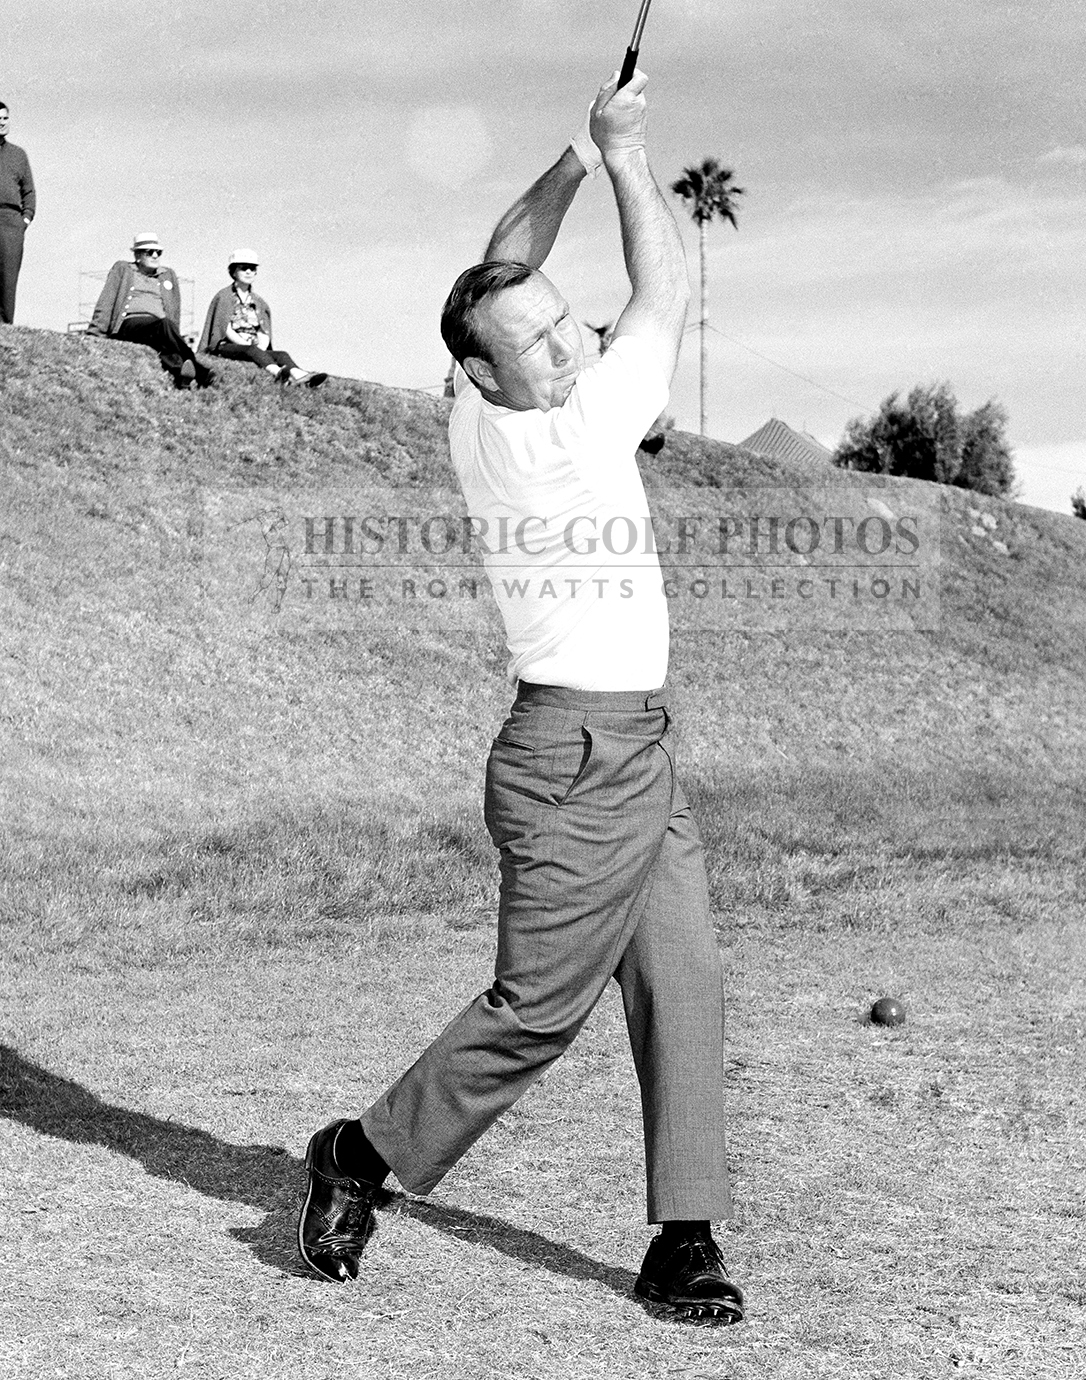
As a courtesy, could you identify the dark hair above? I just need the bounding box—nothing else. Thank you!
[0,102,8,114]
[440,260,534,364]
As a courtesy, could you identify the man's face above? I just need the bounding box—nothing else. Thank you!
[135,247,163,275]
[468,273,584,413]
[0,109,9,138]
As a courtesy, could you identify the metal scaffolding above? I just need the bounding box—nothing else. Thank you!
[69,269,197,342]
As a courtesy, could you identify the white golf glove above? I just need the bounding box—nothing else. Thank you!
[570,101,603,178]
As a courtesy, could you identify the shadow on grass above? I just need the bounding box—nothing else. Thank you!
[0,1044,636,1298]
[390,1195,638,1296]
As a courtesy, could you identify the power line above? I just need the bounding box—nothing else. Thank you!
[689,323,1086,478]
[688,321,872,412]
[1018,459,1086,479]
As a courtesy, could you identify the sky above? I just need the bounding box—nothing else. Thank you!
[4,0,1085,514]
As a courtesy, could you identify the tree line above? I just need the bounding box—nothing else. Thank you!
[833,382,1016,498]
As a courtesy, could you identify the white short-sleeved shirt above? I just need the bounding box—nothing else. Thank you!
[449,334,670,690]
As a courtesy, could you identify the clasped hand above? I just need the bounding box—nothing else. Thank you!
[589,69,648,157]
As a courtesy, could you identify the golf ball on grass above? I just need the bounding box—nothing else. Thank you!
[870,996,906,1026]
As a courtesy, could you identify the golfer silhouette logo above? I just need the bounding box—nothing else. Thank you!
[246,508,292,612]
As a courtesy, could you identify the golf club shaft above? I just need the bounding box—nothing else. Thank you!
[617,0,653,87]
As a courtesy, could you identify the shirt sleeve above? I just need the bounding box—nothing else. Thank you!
[550,336,669,460]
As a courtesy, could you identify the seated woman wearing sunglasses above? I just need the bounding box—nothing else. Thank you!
[88,231,214,389]
[198,249,327,388]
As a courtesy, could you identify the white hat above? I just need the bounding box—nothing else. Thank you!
[132,231,163,253]
[228,247,260,268]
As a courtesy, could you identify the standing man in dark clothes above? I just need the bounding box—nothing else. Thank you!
[0,100,35,324]
[88,232,214,389]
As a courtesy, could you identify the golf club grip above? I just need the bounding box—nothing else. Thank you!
[617,46,638,88]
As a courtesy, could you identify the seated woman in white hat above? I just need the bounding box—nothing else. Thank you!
[88,232,214,389]
[199,249,327,388]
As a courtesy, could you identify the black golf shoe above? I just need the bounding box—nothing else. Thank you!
[635,1232,746,1324]
[297,1120,380,1282]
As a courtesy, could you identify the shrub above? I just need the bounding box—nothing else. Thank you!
[834,382,1015,497]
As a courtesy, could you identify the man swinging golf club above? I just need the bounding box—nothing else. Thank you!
[298,66,745,1325]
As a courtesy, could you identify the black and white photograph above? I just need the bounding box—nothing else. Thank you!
[2,3,1083,1378]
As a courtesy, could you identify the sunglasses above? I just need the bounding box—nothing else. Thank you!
[139,248,163,257]
[234,264,257,272]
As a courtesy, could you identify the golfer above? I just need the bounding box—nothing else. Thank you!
[299,69,744,1325]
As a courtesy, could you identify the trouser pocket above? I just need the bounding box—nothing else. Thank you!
[484,715,593,843]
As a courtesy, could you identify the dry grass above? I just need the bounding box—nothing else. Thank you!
[3,915,1083,1380]
[2,325,1085,1378]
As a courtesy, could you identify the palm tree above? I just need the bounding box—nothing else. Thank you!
[670,158,744,435]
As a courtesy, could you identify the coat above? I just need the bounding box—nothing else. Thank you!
[198,285,273,355]
[87,260,182,337]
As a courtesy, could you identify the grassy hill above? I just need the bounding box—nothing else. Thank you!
[3,323,1084,951]
[2,325,1085,1380]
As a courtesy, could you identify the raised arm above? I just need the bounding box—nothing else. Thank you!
[591,72,689,384]
[483,146,588,268]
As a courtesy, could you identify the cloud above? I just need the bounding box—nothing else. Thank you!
[1038,146,1086,167]
[717,178,1086,301]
